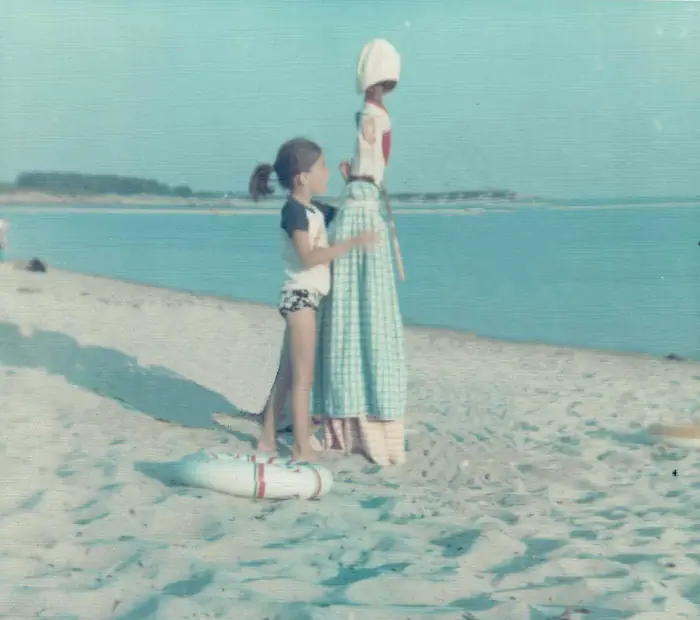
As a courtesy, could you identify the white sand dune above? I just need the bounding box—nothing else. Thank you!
[0,265,699,619]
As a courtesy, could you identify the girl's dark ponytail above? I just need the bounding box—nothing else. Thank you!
[249,163,275,201]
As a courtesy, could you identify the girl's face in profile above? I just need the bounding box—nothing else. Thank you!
[304,154,330,197]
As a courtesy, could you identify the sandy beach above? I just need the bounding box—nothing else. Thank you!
[1,265,699,619]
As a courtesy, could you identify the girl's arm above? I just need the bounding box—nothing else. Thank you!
[291,229,372,269]
[282,199,374,269]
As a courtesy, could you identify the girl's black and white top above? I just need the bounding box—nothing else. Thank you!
[280,197,336,296]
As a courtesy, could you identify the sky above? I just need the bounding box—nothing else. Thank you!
[1,0,699,199]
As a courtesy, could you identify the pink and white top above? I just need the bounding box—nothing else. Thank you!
[349,99,392,187]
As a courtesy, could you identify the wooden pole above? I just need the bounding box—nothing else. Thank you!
[380,185,406,281]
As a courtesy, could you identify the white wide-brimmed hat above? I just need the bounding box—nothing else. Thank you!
[356,38,401,94]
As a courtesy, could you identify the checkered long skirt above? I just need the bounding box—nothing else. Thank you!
[311,181,407,465]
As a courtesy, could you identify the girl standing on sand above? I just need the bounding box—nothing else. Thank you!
[311,39,408,466]
[248,138,377,462]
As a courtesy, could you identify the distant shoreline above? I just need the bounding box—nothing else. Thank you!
[2,190,698,212]
[0,190,249,208]
[0,188,522,208]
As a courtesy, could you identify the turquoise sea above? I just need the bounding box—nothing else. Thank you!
[2,202,698,361]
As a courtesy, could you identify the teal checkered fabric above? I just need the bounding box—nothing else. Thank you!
[312,181,407,421]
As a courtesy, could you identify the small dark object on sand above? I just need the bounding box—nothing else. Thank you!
[26,258,47,273]
[665,353,684,362]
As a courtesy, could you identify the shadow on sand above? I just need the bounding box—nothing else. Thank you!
[0,321,253,434]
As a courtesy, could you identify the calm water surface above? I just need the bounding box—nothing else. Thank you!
[1,204,698,360]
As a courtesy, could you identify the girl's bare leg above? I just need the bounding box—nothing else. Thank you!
[256,330,291,453]
[287,308,317,462]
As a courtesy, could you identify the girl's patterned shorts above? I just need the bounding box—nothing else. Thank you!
[278,288,322,318]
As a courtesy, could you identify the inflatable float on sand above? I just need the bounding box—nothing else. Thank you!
[648,423,700,450]
[162,451,333,500]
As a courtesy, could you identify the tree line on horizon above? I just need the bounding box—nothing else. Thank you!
[10,171,516,202]
[12,171,225,199]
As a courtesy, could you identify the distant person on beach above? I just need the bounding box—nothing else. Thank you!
[311,38,407,466]
[0,219,9,260]
[248,138,378,462]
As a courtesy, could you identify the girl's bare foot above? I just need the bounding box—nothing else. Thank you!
[291,443,318,463]
[256,431,278,454]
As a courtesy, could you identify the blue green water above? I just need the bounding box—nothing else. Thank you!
[2,204,698,361]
